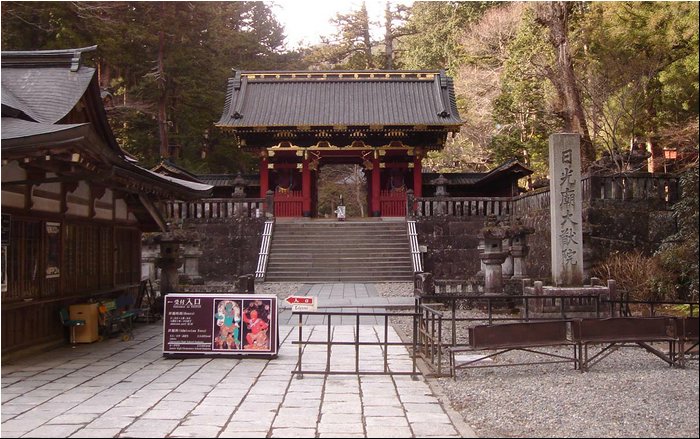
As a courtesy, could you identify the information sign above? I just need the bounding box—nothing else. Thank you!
[163,293,278,357]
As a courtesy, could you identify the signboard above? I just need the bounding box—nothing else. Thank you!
[1,214,10,246]
[45,222,61,278]
[286,295,317,312]
[163,293,278,357]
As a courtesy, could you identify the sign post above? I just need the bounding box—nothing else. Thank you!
[286,296,318,312]
[163,293,278,357]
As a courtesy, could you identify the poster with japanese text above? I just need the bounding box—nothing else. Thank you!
[163,294,278,357]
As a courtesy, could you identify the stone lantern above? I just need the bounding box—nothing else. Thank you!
[434,174,450,197]
[179,228,204,285]
[155,232,186,295]
[434,174,450,216]
[478,215,509,295]
[232,171,246,198]
[509,217,534,279]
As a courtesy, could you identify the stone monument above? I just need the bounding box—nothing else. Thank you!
[549,133,584,286]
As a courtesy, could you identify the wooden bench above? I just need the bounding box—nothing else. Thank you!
[674,317,699,368]
[448,320,577,377]
[572,317,677,371]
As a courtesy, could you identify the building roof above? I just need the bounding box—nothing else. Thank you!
[424,159,532,187]
[1,46,212,229]
[217,70,462,130]
[196,174,260,187]
[151,159,205,184]
[1,61,96,124]
[0,117,89,142]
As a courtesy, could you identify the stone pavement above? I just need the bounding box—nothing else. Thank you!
[277,283,415,325]
[1,283,475,438]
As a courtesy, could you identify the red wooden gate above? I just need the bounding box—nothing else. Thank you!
[379,189,406,216]
[274,190,303,217]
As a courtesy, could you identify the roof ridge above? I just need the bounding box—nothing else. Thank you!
[2,45,97,72]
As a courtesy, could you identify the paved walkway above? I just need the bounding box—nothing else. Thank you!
[278,283,415,325]
[1,284,474,438]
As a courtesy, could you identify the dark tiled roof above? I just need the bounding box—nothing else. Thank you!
[1,46,213,201]
[1,65,95,124]
[151,160,204,184]
[217,71,462,129]
[423,173,484,186]
[197,174,260,187]
[423,160,532,187]
[1,117,88,141]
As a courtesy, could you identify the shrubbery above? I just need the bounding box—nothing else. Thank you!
[592,165,699,302]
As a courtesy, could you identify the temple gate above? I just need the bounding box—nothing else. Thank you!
[216,70,462,217]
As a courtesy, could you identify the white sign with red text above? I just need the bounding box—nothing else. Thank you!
[286,296,318,312]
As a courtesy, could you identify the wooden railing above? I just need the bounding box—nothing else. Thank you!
[380,189,407,216]
[274,190,303,217]
[164,198,265,219]
[413,197,512,217]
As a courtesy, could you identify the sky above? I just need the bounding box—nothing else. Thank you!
[269,0,415,49]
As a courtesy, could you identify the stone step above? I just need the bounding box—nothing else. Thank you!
[268,256,413,263]
[265,219,413,282]
[264,274,415,282]
[266,265,414,273]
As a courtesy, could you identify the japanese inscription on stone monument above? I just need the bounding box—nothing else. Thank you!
[549,134,584,285]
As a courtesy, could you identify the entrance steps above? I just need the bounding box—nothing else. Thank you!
[265,220,414,282]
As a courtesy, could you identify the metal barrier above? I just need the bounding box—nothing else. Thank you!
[416,303,446,376]
[417,294,604,348]
[291,310,420,378]
[607,295,698,318]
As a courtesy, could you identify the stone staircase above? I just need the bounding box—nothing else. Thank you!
[265,220,414,282]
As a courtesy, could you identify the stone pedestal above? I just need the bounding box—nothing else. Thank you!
[179,235,204,285]
[141,238,160,281]
[155,234,185,295]
[510,233,529,279]
[501,238,514,278]
[480,240,508,295]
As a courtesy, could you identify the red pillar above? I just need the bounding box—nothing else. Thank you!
[302,158,311,217]
[413,155,423,198]
[371,156,381,217]
[259,155,269,198]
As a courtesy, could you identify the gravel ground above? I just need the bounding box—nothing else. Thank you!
[376,284,700,438]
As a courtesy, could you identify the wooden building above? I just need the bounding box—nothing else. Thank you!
[1,46,212,356]
[216,70,463,217]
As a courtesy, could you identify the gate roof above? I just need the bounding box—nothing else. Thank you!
[217,70,462,131]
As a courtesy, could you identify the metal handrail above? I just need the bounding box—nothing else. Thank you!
[255,220,274,279]
[407,220,423,273]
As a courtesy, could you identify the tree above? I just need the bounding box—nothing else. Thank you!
[578,2,699,173]
[533,1,595,168]
[1,1,294,173]
[399,1,493,72]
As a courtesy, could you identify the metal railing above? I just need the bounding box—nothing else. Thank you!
[291,310,420,378]
[255,220,274,279]
[416,294,604,348]
[416,303,446,376]
[407,220,422,273]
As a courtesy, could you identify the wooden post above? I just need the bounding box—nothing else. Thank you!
[413,154,422,198]
[372,155,381,217]
[302,157,311,217]
[259,154,269,198]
